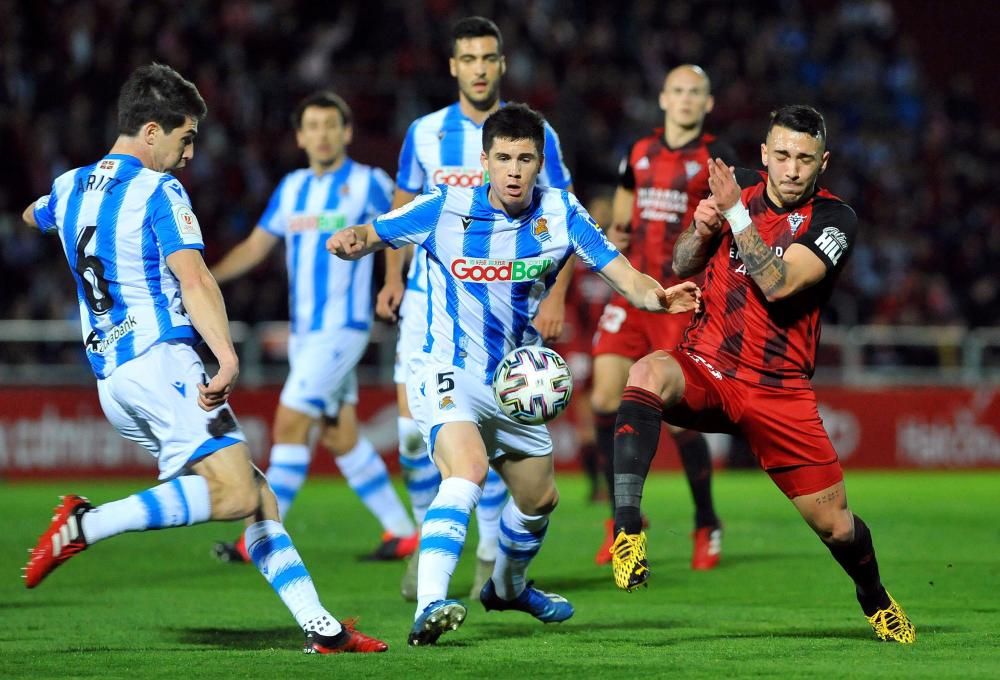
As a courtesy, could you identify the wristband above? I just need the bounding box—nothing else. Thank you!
[722,202,752,234]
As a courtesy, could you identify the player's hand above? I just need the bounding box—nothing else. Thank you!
[533,294,565,342]
[707,158,742,211]
[326,228,364,259]
[199,361,238,411]
[653,281,701,314]
[607,222,631,252]
[376,278,405,322]
[693,197,724,238]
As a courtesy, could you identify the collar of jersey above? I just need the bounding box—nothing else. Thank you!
[760,179,819,215]
[307,157,353,180]
[450,100,506,128]
[104,153,144,168]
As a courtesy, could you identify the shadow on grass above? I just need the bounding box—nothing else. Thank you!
[168,626,298,650]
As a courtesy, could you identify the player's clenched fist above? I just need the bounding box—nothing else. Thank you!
[693,197,724,237]
[651,281,701,314]
[327,227,364,259]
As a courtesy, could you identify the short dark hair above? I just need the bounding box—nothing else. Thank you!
[482,103,545,155]
[767,104,827,146]
[291,90,353,129]
[452,16,503,54]
[117,63,206,136]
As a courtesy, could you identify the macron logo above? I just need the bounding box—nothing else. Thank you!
[172,382,186,397]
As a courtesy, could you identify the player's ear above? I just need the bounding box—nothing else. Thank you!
[760,143,768,167]
[143,122,160,146]
[658,89,668,113]
[499,55,507,77]
[705,94,715,115]
[819,150,830,174]
[480,149,488,170]
[295,128,306,151]
[344,125,354,146]
[449,57,458,78]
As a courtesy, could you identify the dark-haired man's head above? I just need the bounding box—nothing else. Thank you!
[450,16,505,111]
[481,103,546,215]
[293,91,353,170]
[761,105,830,207]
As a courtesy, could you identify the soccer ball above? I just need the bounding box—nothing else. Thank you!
[492,345,573,425]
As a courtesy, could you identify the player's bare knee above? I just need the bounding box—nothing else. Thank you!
[322,427,357,456]
[627,353,681,403]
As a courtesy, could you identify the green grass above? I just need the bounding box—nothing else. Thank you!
[1,471,997,678]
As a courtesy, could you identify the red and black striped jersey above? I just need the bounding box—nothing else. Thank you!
[680,169,858,388]
[619,130,737,285]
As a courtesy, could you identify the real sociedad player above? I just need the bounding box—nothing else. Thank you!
[329,103,700,646]
[375,16,575,601]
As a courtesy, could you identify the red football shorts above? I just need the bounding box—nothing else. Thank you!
[592,294,693,361]
[662,349,844,499]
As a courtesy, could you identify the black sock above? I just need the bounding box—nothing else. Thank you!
[674,430,718,529]
[594,411,617,515]
[613,387,663,535]
[824,514,890,616]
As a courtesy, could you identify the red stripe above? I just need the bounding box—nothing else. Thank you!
[622,386,662,410]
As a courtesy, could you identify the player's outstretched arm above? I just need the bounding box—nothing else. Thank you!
[606,186,634,252]
[326,224,386,260]
[597,255,701,314]
[21,202,38,228]
[210,226,280,285]
[166,248,239,411]
[707,158,826,301]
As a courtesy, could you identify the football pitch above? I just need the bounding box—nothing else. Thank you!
[2,471,997,678]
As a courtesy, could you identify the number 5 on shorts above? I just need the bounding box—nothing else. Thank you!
[436,371,455,394]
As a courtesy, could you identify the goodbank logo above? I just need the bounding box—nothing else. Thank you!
[432,166,485,187]
[451,257,553,282]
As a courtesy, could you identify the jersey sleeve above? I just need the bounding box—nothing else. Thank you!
[257,175,289,236]
[147,178,205,256]
[395,120,426,194]
[32,187,58,233]
[735,167,765,189]
[373,185,447,249]
[539,123,573,189]
[565,192,618,272]
[798,200,858,271]
[617,141,638,190]
[363,167,395,223]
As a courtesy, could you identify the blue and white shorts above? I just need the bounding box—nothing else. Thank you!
[279,329,368,419]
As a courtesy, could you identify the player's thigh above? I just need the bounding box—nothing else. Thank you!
[103,342,247,481]
[740,386,839,471]
[660,350,740,433]
[493,452,557,515]
[279,330,368,420]
[590,353,633,412]
[272,403,314,443]
[433,421,490,483]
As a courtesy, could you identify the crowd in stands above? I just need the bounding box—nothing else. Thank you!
[2,0,996,366]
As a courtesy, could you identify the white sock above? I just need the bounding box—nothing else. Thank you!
[493,500,548,600]
[265,443,311,520]
[245,519,342,636]
[336,438,415,537]
[397,416,440,524]
[81,476,212,544]
[475,468,508,561]
[415,477,481,617]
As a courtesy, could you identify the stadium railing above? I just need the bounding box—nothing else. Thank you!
[0,320,997,386]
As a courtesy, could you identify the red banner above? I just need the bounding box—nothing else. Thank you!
[0,386,996,478]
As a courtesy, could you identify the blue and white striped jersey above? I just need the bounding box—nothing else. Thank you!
[258,158,393,336]
[34,154,205,379]
[374,184,618,384]
[394,103,572,322]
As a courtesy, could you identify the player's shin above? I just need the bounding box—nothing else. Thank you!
[245,519,343,637]
[824,513,890,615]
[492,499,548,600]
[415,477,481,615]
[81,475,212,543]
[265,443,311,520]
[613,386,664,535]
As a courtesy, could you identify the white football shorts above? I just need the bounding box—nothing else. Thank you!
[97,340,247,480]
[393,301,427,385]
[279,329,367,419]
[406,353,552,462]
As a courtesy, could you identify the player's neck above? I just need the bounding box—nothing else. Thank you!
[108,137,152,169]
[458,94,500,125]
[487,186,532,218]
[309,154,347,176]
[662,121,701,149]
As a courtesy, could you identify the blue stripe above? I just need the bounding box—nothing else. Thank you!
[310,236,330,331]
[270,483,298,501]
[141,195,172,337]
[422,255,435,353]
[541,124,571,189]
[500,519,548,543]
[480,488,509,507]
[464,189,506,379]
[440,104,465,166]
[352,470,391,499]
[137,489,163,528]
[271,462,309,476]
[420,535,464,556]
[365,168,391,217]
[445,272,464,368]
[343,259,370,331]
[399,453,433,469]
[429,422,442,455]
[95,161,143,368]
[248,532,293,564]
[405,475,442,492]
[396,122,421,192]
[498,543,541,560]
[270,563,310,592]
[288,234,302,334]
[424,507,471,525]
[294,175,313,211]
[511,199,543,351]
[170,478,190,526]
[63,166,107,377]
[187,435,242,465]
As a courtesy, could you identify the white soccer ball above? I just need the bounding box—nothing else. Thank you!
[492,345,573,425]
